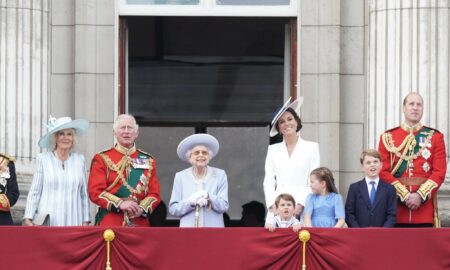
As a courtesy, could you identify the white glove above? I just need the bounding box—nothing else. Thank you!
[188,190,206,206]
[188,194,198,206]
[199,190,209,199]
[196,197,208,207]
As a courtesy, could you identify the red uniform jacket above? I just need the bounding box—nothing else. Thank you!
[378,124,447,224]
[88,144,160,226]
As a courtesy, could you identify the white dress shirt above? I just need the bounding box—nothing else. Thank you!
[365,177,379,195]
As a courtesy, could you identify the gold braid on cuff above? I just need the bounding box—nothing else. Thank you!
[393,181,410,202]
[99,191,123,210]
[417,179,438,201]
[139,197,157,214]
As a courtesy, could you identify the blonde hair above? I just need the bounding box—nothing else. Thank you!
[359,149,381,164]
[51,128,77,151]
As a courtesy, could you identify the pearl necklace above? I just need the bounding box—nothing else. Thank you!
[193,167,207,180]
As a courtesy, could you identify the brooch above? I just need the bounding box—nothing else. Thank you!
[421,148,431,160]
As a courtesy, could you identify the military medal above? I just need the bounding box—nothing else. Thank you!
[132,158,150,169]
[419,137,425,147]
[423,162,430,172]
[422,148,431,160]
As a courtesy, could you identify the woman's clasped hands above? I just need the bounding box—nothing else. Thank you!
[188,190,209,207]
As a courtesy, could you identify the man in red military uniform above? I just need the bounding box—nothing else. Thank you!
[89,114,160,226]
[378,92,447,227]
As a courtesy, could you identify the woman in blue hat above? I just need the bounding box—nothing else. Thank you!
[263,97,320,226]
[23,116,91,226]
[169,133,229,227]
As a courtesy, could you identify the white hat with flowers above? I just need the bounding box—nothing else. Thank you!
[38,116,89,148]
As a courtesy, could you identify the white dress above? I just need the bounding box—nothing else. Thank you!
[24,152,91,226]
[263,137,320,208]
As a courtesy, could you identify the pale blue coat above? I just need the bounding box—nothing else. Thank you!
[169,166,229,227]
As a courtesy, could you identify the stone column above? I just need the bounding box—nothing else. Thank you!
[0,0,49,222]
[368,0,450,225]
[73,0,115,161]
[73,0,116,222]
[0,1,49,164]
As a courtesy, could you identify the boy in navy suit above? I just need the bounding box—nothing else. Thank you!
[345,149,397,227]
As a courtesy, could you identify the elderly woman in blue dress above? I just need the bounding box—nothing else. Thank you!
[23,116,91,226]
[169,133,229,227]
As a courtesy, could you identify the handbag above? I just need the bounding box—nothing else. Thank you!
[32,214,50,226]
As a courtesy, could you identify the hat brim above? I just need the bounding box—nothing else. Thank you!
[269,97,304,137]
[38,119,89,148]
[177,134,219,163]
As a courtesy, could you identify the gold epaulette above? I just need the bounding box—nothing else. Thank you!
[423,126,442,134]
[417,179,438,201]
[392,181,410,202]
[384,126,400,133]
[96,147,113,155]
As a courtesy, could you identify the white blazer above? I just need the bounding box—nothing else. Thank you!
[263,137,320,208]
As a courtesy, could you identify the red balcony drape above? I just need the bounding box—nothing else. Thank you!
[1,227,449,270]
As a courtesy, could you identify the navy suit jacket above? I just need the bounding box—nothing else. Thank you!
[345,178,397,227]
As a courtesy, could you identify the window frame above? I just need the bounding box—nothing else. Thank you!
[118,0,298,17]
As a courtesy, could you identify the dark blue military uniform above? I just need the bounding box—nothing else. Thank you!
[0,154,20,225]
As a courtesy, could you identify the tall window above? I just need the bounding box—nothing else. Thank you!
[127,17,287,126]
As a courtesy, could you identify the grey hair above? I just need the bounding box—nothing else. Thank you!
[51,128,78,151]
[113,114,139,132]
[185,145,213,160]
